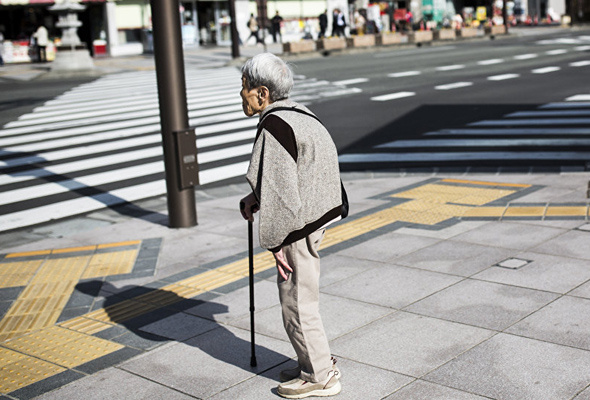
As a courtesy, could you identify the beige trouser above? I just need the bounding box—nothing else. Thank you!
[277,229,332,383]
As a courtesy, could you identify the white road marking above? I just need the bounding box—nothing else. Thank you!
[332,78,369,86]
[570,60,590,67]
[370,92,416,101]
[487,74,520,81]
[514,54,538,60]
[545,49,568,55]
[435,82,473,90]
[436,64,466,71]
[575,45,590,51]
[388,71,421,78]
[531,66,560,74]
[477,59,504,65]
[567,95,590,101]
[339,152,590,163]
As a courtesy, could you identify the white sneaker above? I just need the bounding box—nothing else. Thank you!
[277,369,341,399]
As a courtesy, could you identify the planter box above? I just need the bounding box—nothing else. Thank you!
[455,27,479,38]
[433,29,456,41]
[376,32,405,45]
[316,37,347,51]
[283,40,316,54]
[408,30,433,44]
[346,34,376,48]
[484,25,507,35]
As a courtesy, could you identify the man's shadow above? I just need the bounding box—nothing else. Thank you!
[76,280,294,382]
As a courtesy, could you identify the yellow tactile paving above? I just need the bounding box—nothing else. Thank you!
[0,347,27,368]
[52,246,97,254]
[82,249,138,279]
[462,207,507,218]
[441,178,532,188]
[0,257,89,341]
[545,206,588,217]
[0,260,44,288]
[37,335,124,368]
[504,206,546,217]
[58,317,113,335]
[97,240,141,249]
[5,250,51,258]
[0,354,66,394]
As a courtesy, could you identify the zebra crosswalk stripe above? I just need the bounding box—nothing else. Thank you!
[0,66,361,232]
[339,95,590,167]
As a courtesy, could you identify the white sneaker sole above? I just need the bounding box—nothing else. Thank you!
[278,380,342,399]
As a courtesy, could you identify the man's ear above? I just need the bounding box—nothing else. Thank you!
[258,86,270,103]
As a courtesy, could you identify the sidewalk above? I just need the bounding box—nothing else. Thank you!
[2,171,590,399]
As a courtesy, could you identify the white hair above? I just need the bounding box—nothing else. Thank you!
[241,53,294,102]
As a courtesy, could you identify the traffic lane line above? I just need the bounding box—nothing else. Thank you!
[487,73,520,81]
[531,66,561,74]
[435,82,473,90]
[371,91,416,101]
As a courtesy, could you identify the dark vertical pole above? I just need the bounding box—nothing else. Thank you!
[150,0,197,228]
[228,0,240,58]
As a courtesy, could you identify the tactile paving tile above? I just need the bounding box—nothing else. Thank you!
[0,260,44,289]
[82,249,139,279]
[545,206,588,217]
[0,347,27,368]
[504,206,546,217]
[37,335,124,368]
[59,317,113,335]
[0,355,65,394]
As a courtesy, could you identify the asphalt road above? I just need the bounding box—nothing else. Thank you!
[1,27,589,231]
[291,27,590,170]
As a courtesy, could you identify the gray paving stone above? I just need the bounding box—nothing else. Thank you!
[33,368,195,400]
[319,254,382,288]
[183,280,279,323]
[395,240,513,276]
[229,293,393,342]
[139,311,219,341]
[424,333,590,400]
[405,279,558,330]
[330,312,493,377]
[120,325,294,399]
[506,296,590,350]
[452,221,566,250]
[474,252,590,293]
[384,379,489,399]
[322,264,462,309]
[336,231,440,264]
[570,281,590,299]
[531,230,590,260]
[396,221,489,240]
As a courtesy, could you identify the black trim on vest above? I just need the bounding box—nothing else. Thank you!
[257,114,298,162]
[269,205,342,253]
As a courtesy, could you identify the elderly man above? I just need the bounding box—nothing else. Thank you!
[239,53,345,399]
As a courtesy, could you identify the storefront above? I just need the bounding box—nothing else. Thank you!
[0,0,105,62]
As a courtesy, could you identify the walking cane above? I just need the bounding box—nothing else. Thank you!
[242,201,258,367]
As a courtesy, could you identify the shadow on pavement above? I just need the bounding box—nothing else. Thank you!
[75,280,290,381]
